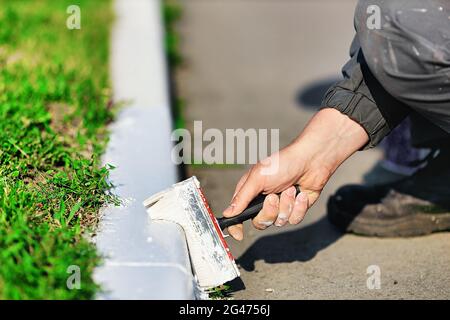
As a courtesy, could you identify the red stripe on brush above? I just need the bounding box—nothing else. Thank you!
[197,187,235,261]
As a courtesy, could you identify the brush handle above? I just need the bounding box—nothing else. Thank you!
[217,185,301,230]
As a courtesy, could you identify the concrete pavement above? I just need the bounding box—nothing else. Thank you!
[176,0,450,299]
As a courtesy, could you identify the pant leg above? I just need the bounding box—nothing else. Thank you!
[322,36,411,149]
[410,113,450,148]
[355,0,450,136]
[324,0,450,149]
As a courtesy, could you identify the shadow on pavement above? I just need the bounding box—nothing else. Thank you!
[296,76,342,110]
[236,216,343,272]
[362,161,407,185]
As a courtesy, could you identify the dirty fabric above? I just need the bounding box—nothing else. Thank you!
[323,0,450,149]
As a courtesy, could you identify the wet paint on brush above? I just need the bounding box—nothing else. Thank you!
[144,177,240,289]
[197,186,234,260]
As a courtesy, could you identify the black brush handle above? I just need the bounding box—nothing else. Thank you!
[217,185,301,230]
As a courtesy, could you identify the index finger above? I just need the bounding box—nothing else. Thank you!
[232,171,250,199]
[223,171,263,218]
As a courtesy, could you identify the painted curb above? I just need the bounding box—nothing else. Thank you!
[93,0,195,300]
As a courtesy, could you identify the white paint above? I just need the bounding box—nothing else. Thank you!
[411,8,428,13]
[144,177,240,289]
[258,221,274,227]
[278,213,289,220]
[111,0,169,107]
[275,213,288,227]
[387,41,399,72]
[105,261,191,276]
[94,0,195,300]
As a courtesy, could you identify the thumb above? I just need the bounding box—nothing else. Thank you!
[223,174,262,218]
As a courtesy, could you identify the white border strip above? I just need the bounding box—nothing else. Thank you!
[93,0,195,300]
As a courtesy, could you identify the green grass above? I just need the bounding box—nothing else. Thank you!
[0,0,115,299]
[209,284,232,300]
[163,0,182,68]
[163,0,185,130]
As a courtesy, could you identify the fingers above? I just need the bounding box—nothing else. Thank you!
[232,172,250,199]
[227,224,243,241]
[223,169,259,241]
[252,194,279,230]
[275,186,296,227]
[226,188,309,240]
[223,171,262,218]
[289,192,309,225]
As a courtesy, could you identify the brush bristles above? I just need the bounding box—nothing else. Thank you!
[144,177,240,289]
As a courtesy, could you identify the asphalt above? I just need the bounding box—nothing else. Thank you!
[176,0,450,299]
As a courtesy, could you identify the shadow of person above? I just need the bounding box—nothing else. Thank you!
[296,76,342,110]
[236,216,343,272]
[362,161,407,186]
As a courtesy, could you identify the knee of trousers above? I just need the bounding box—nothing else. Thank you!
[353,0,450,105]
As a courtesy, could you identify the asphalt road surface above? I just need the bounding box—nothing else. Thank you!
[176,0,450,299]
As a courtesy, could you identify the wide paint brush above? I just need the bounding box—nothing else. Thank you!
[143,176,300,289]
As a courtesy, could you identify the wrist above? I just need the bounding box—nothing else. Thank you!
[291,108,369,174]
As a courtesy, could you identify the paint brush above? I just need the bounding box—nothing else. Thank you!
[143,176,300,290]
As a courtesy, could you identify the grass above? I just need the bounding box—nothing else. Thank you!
[0,0,115,299]
[163,0,182,68]
[163,0,185,130]
[208,284,232,300]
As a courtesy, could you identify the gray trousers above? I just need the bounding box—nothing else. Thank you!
[323,0,450,149]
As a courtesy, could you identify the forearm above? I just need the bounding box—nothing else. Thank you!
[224,108,370,240]
[291,108,369,175]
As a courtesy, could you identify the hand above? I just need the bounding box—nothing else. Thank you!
[223,108,369,240]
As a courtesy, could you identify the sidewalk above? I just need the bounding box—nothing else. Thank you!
[177,0,450,299]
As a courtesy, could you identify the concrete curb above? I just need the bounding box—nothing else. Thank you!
[93,0,196,300]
